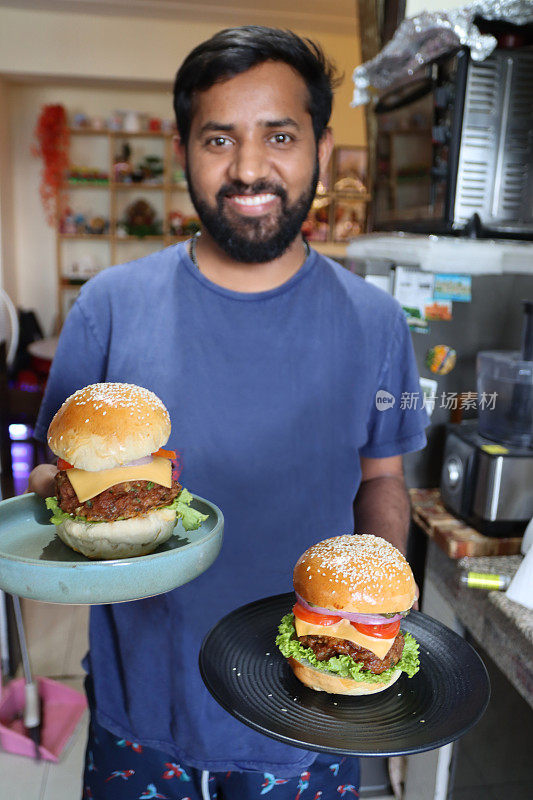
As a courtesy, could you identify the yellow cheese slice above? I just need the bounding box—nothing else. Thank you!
[294,616,397,660]
[66,457,172,503]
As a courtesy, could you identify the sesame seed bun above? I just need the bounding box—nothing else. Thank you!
[288,658,402,695]
[293,534,416,615]
[47,382,171,471]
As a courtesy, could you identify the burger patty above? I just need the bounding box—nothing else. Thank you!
[297,632,405,675]
[55,471,181,522]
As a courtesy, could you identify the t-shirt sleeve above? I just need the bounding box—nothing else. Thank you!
[359,308,429,459]
[34,298,108,443]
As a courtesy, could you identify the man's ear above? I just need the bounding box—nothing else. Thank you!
[173,134,187,169]
[318,127,334,184]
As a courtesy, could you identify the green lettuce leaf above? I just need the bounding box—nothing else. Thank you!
[164,487,209,531]
[45,486,208,532]
[275,613,420,684]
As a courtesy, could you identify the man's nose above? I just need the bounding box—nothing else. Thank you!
[227,139,269,186]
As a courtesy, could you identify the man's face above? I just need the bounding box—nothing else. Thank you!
[178,60,332,263]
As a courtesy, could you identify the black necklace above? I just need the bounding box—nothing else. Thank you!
[189,233,310,270]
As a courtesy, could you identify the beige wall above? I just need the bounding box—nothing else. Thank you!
[0,6,365,333]
[406,0,463,15]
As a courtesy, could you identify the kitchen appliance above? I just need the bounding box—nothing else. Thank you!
[441,301,533,535]
[373,33,533,238]
[478,299,533,448]
[440,420,533,536]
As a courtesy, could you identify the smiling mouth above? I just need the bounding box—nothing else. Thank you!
[229,193,278,207]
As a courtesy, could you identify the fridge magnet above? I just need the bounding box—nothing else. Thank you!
[433,274,472,303]
[426,345,456,375]
[424,300,453,321]
[394,266,434,332]
[332,146,368,194]
[402,306,429,334]
[420,377,438,417]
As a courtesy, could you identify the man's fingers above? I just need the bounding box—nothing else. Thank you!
[27,464,58,497]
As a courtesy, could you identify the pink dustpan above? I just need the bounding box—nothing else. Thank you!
[0,676,87,761]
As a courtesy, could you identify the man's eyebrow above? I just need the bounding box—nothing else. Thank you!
[198,118,301,136]
[261,117,300,130]
[198,121,235,136]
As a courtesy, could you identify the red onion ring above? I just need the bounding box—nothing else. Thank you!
[295,592,405,625]
[121,455,154,467]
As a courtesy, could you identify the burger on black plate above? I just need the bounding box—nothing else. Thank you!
[45,382,207,559]
[276,534,420,694]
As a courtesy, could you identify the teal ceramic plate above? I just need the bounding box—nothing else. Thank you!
[0,493,223,604]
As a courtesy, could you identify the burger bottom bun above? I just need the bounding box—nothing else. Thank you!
[288,658,402,696]
[56,507,177,560]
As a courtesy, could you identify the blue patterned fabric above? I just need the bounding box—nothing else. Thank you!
[83,681,360,800]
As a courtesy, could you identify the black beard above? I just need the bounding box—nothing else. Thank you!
[186,161,319,263]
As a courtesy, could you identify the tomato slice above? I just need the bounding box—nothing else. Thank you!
[351,620,401,639]
[57,458,74,471]
[152,448,177,460]
[293,603,342,627]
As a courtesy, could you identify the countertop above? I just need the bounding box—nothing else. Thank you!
[424,541,533,709]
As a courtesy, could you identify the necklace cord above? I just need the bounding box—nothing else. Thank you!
[189,233,310,270]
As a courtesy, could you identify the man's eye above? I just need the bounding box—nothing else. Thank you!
[208,136,231,147]
[270,133,292,145]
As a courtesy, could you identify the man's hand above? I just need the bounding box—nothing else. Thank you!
[27,464,57,497]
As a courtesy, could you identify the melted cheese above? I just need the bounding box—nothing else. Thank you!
[294,616,396,660]
[67,457,172,503]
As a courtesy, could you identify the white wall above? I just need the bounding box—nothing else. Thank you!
[0,7,365,333]
[406,0,465,16]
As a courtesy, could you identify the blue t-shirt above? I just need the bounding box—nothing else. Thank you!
[35,242,428,774]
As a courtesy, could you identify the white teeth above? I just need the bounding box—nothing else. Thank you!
[231,193,276,207]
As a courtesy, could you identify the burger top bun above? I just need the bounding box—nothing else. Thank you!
[47,382,171,472]
[293,534,416,615]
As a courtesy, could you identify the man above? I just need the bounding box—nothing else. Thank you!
[30,26,427,799]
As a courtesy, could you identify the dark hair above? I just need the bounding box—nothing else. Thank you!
[173,26,340,145]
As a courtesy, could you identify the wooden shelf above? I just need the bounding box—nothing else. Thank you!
[112,182,165,190]
[115,234,165,241]
[64,181,109,188]
[70,128,174,138]
[59,233,111,240]
[312,242,348,259]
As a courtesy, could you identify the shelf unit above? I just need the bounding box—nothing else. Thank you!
[56,128,194,321]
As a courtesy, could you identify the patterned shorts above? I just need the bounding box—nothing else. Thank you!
[82,691,360,800]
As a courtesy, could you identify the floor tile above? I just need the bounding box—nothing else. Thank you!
[0,744,48,800]
[40,699,88,800]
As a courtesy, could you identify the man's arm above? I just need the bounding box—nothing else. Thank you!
[353,455,410,554]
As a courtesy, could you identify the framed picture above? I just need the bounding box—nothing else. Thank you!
[332,199,367,242]
[333,146,368,194]
[316,155,332,194]
[302,195,330,242]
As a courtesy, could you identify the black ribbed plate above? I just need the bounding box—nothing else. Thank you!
[199,592,490,756]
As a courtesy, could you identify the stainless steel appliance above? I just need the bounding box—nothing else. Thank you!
[441,420,533,536]
[373,34,533,238]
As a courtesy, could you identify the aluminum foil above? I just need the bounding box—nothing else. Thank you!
[352,0,533,106]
